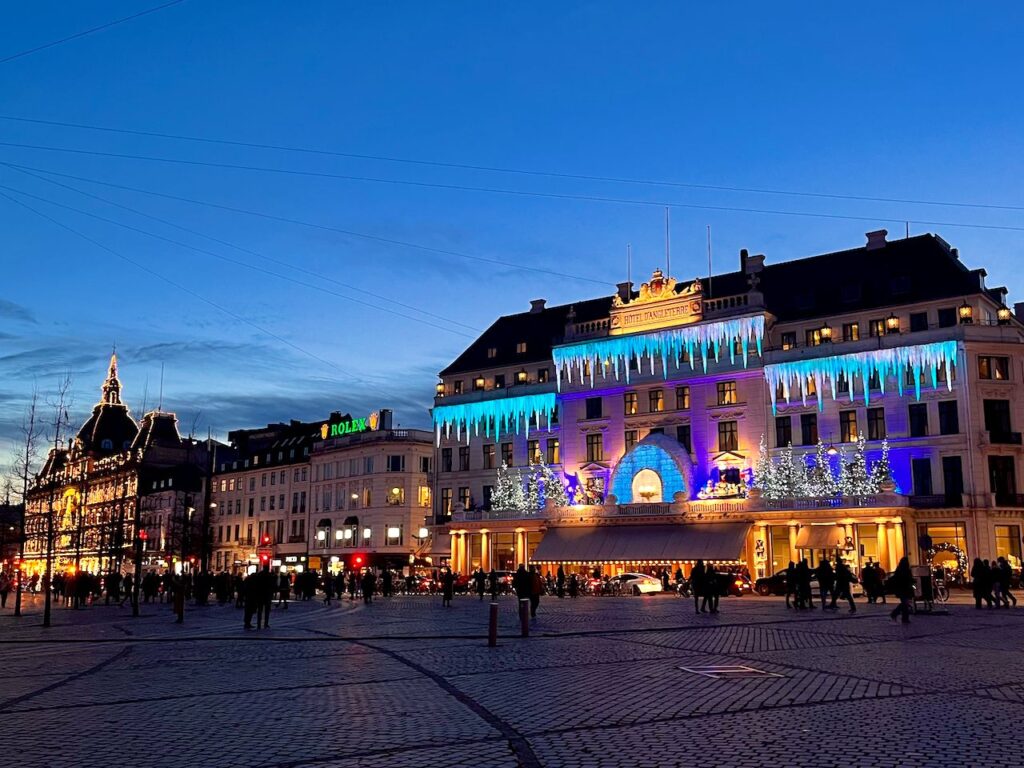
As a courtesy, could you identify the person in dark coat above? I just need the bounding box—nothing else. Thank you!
[347,570,358,601]
[831,558,856,612]
[556,565,566,598]
[256,566,274,629]
[278,572,291,609]
[889,557,914,624]
[512,564,530,601]
[529,566,543,618]
[474,568,487,601]
[795,560,812,609]
[568,573,579,597]
[440,568,455,607]
[816,559,834,610]
[971,558,992,609]
[488,568,500,600]
[322,572,335,605]
[997,557,1017,607]
[361,570,376,605]
[704,563,719,614]
[784,561,796,609]
[381,568,393,598]
[691,560,706,614]
[243,571,259,629]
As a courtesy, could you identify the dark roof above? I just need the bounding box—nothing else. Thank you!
[76,402,138,456]
[440,233,988,375]
[131,411,183,453]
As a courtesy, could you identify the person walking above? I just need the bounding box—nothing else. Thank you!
[278,571,291,609]
[0,572,10,608]
[702,563,719,614]
[795,559,813,610]
[474,568,486,601]
[529,566,543,619]
[243,570,258,629]
[784,561,796,609]
[831,558,856,613]
[361,569,376,605]
[322,572,335,605]
[556,565,566,598]
[120,574,133,607]
[256,566,274,629]
[488,568,500,600]
[347,570,358,601]
[382,568,393,598]
[889,557,914,624]
[568,573,579,598]
[816,559,835,610]
[691,560,706,614]
[971,558,992,609]
[997,557,1017,607]
[441,568,455,607]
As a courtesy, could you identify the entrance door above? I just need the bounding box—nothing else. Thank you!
[989,456,1017,504]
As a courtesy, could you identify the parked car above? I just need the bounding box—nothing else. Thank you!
[613,572,664,595]
[485,570,515,594]
[755,569,818,596]
[717,571,753,597]
[453,572,472,594]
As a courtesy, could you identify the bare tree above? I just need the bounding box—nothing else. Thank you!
[9,389,40,618]
[42,374,72,629]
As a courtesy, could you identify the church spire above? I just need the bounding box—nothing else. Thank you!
[101,349,122,405]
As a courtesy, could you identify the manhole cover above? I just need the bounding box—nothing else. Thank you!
[678,665,784,680]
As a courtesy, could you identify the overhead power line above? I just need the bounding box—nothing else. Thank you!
[1,161,612,286]
[1,140,1023,234]
[0,113,1020,213]
[0,1,187,65]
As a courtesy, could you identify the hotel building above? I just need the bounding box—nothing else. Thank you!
[433,231,1024,581]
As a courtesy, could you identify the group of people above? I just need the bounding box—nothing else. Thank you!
[688,560,721,614]
[970,557,1018,609]
[783,558,858,612]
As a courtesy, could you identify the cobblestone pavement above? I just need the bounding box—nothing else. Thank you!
[2,592,1022,767]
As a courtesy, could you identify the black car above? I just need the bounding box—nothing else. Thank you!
[754,569,820,596]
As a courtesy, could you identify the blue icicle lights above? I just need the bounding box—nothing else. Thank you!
[763,340,958,413]
[433,393,557,445]
[551,315,765,389]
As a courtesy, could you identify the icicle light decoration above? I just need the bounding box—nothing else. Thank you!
[552,315,765,389]
[433,393,557,445]
[763,340,958,413]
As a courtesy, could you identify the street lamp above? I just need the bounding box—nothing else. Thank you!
[958,300,974,324]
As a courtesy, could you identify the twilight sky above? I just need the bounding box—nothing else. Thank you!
[1,2,1023,463]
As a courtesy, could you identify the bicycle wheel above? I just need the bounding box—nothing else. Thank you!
[935,584,949,603]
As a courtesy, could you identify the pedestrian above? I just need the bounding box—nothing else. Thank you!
[529,565,543,618]
[512,563,531,616]
[816,559,835,609]
[474,568,486,601]
[0,572,10,608]
[568,573,579,598]
[691,560,706,614]
[278,571,291,609]
[784,561,796,609]
[660,569,670,592]
[361,569,376,605]
[322,572,335,605]
[997,557,1017,607]
[889,557,914,624]
[556,565,566,598]
[831,558,856,613]
[256,566,274,629]
[120,573,133,607]
[701,562,718,614]
[441,568,455,607]
[233,573,244,608]
[243,571,258,629]
[971,558,992,609]
[382,568,393,598]
[795,559,813,610]
[488,567,500,600]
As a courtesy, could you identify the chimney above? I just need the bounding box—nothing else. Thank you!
[615,281,633,303]
[378,409,393,431]
[951,247,959,260]
[739,248,749,271]
[865,229,888,250]
[1015,302,1024,323]
[529,299,546,314]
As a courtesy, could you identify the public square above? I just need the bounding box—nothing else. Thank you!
[2,593,1023,768]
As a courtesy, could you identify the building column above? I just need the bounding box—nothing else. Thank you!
[893,521,906,563]
[788,523,798,562]
[480,531,490,571]
[450,532,461,572]
[515,530,526,567]
[877,522,891,571]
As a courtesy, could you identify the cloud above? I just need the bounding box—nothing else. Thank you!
[0,299,35,324]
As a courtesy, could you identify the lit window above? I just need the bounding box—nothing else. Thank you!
[487,347,497,359]
[516,342,527,354]
[717,381,737,406]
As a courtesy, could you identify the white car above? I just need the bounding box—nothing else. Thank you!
[615,572,664,595]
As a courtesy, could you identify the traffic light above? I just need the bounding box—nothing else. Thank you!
[260,533,272,546]
[259,552,271,566]
[353,555,364,567]
[138,529,148,542]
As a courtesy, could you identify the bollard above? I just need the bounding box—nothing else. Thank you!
[488,601,498,647]
[519,598,530,638]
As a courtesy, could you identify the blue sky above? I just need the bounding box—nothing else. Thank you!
[1,2,1023,461]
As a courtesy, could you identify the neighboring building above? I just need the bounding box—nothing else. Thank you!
[1,502,24,570]
[210,419,315,574]
[23,353,214,576]
[434,231,1024,580]
[308,409,435,574]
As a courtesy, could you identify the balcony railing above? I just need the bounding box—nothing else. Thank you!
[988,431,1022,445]
[761,495,880,510]
[287,534,306,543]
[994,493,1024,508]
[616,502,673,516]
[910,494,963,509]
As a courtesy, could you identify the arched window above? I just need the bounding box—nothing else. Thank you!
[101,439,113,450]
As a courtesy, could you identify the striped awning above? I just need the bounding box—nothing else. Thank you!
[531,522,750,564]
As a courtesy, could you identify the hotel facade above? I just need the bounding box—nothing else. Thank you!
[433,231,1024,581]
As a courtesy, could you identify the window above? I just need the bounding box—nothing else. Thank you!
[501,442,513,466]
[586,433,604,462]
[487,347,497,359]
[989,456,1018,501]
[385,525,403,546]
[937,307,957,328]
[453,380,463,395]
[292,492,299,513]
[805,328,822,347]
[261,473,267,487]
[458,487,470,509]
[868,318,885,337]
[248,498,254,516]
[909,312,928,332]
[537,368,549,383]
[839,410,858,442]
[516,341,527,354]
[420,456,430,473]
[441,448,452,473]
[527,439,541,464]
[775,416,792,447]
[482,444,495,470]
[867,407,886,440]
[260,496,266,512]
[624,430,638,452]
[494,374,506,389]
[269,495,276,511]
[718,421,738,451]
[983,399,1012,434]
[482,485,493,509]
[458,446,470,471]
[781,332,796,350]
[717,381,737,405]
[349,458,359,476]
[624,392,638,415]
[867,371,881,390]
[649,389,664,412]
[648,427,664,436]
[249,477,255,491]
[676,424,691,453]
[299,491,306,513]
[440,488,452,516]
[279,494,284,510]
[675,386,690,410]
[842,323,860,342]
[585,397,603,420]
[386,455,405,472]
[995,525,1022,568]
[364,456,374,474]
[270,472,276,486]
[908,403,928,438]
[912,458,933,495]
[546,438,560,464]
[938,401,959,435]
[979,356,1010,380]
[942,456,964,502]
[836,374,849,394]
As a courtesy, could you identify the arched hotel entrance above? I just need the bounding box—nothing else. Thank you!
[609,433,694,504]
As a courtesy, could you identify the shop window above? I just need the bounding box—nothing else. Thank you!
[769,525,793,572]
[918,522,969,576]
[995,525,1022,569]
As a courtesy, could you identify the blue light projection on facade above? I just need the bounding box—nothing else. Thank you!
[763,341,958,413]
[610,443,687,503]
[433,393,557,445]
[552,315,765,389]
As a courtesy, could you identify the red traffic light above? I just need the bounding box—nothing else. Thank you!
[138,529,148,541]
[259,552,270,564]
[353,555,363,566]
[260,534,271,545]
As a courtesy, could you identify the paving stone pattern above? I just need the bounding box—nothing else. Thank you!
[1,593,1021,767]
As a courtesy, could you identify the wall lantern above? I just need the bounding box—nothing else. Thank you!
[885,313,900,334]
[435,381,445,396]
[997,306,1012,325]
[819,323,833,343]
[958,301,974,324]
[516,369,528,384]
[473,376,485,391]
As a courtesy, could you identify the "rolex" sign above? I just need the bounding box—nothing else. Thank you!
[320,411,379,440]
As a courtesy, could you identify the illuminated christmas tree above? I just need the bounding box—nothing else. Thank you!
[491,463,527,511]
[525,462,542,511]
[537,462,568,507]
[839,435,874,496]
[806,440,839,497]
[869,439,892,491]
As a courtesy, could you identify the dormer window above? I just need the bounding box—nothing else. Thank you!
[101,439,113,450]
[486,347,497,359]
[516,342,527,354]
